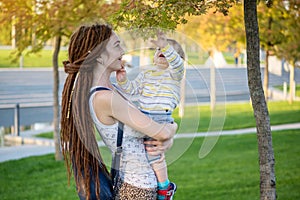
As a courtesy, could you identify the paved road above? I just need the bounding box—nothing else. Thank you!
[0,67,299,127]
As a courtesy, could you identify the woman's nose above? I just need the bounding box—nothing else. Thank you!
[120,47,125,56]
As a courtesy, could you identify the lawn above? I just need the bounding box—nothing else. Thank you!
[169,129,300,200]
[35,101,300,139]
[173,100,300,133]
[275,84,300,97]
[0,49,68,68]
[0,48,230,68]
[1,129,299,199]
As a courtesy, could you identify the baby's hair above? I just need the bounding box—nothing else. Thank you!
[167,39,185,60]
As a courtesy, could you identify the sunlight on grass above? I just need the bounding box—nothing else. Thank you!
[35,131,53,139]
[35,101,300,139]
[0,49,68,68]
[275,84,300,97]
[173,101,300,133]
[1,130,299,199]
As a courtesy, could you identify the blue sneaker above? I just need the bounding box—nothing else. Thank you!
[157,182,177,200]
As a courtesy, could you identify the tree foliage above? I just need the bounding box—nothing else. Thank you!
[176,5,245,52]
[112,0,236,31]
[271,0,300,66]
[0,0,36,57]
[258,0,300,66]
[0,0,119,60]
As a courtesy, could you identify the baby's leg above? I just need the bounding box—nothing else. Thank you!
[144,135,176,199]
[152,154,176,200]
[151,154,168,183]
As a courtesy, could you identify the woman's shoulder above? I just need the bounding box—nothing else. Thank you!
[90,86,113,102]
[93,89,113,100]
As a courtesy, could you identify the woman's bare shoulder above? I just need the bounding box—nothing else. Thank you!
[93,90,113,106]
[92,90,116,124]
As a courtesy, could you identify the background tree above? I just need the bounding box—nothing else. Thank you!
[177,1,299,104]
[0,0,120,160]
[271,0,300,103]
[113,0,235,31]
[0,10,11,45]
[176,6,245,54]
[113,0,277,199]
[258,1,288,100]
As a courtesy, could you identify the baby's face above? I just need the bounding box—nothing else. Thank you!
[153,48,169,70]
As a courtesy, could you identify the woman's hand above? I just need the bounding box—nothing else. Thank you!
[144,137,174,156]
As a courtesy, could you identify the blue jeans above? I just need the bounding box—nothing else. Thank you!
[73,161,114,200]
[141,110,174,164]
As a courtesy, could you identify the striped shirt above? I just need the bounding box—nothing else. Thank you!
[117,44,184,113]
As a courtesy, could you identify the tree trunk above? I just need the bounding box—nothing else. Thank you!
[243,1,276,200]
[289,64,295,104]
[264,16,272,101]
[264,50,269,100]
[53,35,63,161]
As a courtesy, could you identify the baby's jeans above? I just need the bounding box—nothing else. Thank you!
[141,110,174,164]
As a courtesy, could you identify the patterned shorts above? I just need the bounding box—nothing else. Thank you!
[114,177,157,200]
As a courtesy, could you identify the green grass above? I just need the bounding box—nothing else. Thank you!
[0,155,78,200]
[35,101,300,139]
[275,84,300,97]
[173,101,300,133]
[0,48,221,67]
[222,51,235,64]
[186,51,208,65]
[35,131,53,139]
[0,49,68,68]
[1,129,299,199]
[169,129,300,200]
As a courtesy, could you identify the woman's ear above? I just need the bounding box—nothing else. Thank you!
[96,57,104,65]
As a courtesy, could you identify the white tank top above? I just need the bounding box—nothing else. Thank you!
[89,86,157,189]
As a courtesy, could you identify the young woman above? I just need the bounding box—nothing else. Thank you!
[60,23,177,199]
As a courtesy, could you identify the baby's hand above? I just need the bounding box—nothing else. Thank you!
[151,30,168,49]
[116,61,127,82]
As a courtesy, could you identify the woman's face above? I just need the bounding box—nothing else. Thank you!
[153,48,169,70]
[102,32,125,70]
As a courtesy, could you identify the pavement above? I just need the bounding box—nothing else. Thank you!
[0,123,300,163]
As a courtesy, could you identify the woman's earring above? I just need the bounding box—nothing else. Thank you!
[97,58,104,65]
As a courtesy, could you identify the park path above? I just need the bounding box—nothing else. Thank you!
[1,122,299,163]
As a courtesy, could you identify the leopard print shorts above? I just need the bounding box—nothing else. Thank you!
[114,177,157,200]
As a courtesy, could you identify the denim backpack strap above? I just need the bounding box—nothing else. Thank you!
[111,122,124,188]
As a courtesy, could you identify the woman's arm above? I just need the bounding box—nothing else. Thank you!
[93,90,177,141]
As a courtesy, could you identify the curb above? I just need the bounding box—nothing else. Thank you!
[4,135,55,146]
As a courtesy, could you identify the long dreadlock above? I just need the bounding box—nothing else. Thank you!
[61,23,112,200]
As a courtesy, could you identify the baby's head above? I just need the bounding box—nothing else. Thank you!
[154,39,185,69]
